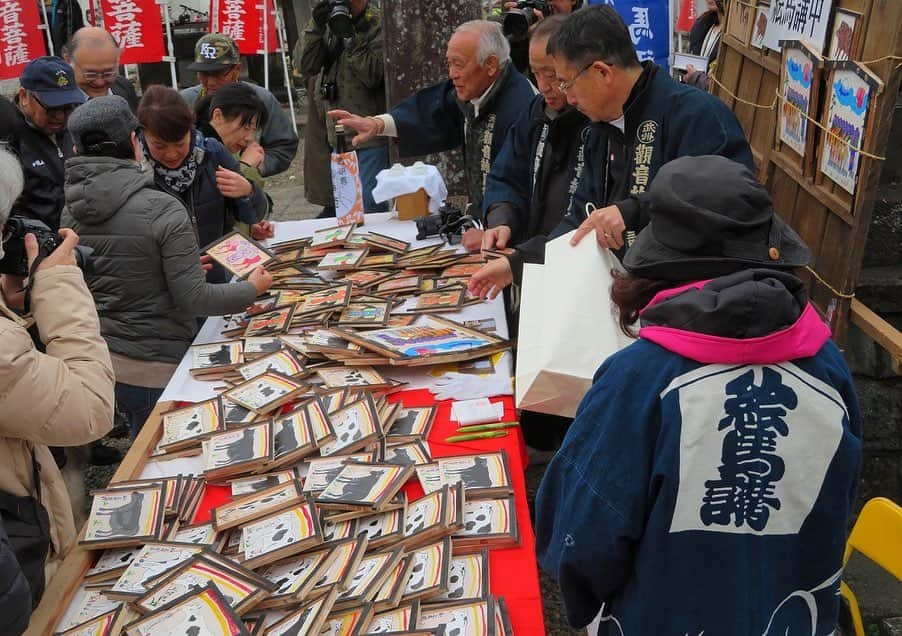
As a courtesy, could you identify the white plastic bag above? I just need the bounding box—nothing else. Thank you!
[515,231,630,418]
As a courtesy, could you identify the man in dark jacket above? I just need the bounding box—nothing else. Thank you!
[299,0,388,213]
[63,27,140,112]
[468,5,754,300]
[181,34,299,177]
[331,19,536,250]
[549,5,753,251]
[475,15,588,289]
[0,57,85,231]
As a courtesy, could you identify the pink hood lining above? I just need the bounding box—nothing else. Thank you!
[638,302,832,364]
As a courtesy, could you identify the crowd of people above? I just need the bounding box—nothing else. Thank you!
[0,3,863,634]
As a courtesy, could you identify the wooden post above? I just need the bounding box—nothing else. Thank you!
[380,0,482,198]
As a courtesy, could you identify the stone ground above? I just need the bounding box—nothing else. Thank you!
[76,118,900,635]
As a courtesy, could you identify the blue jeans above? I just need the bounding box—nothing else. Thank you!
[115,382,164,439]
[356,145,390,213]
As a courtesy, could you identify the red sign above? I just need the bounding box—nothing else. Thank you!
[676,0,698,32]
[209,0,277,56]
[100,0,167,64]
[0,0,47,81]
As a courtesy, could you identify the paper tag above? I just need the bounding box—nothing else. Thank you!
[451,398,504,426]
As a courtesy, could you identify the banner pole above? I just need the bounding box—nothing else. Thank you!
[261,0,270,90]
[39,0,55,56]
[275,2,297,133]
[159,0,178,87]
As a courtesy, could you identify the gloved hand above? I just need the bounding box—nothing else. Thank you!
[313,0,331,27]
[431,371,513,402]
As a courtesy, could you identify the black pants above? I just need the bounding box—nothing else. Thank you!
[521,410,573,451]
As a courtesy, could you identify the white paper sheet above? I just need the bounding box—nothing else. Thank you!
[159,214,512,404]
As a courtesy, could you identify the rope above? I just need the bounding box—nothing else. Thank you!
[777,90,886,161]
[708,73,778,110]
[805,266,855,299]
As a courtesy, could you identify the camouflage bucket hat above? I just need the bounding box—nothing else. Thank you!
[189,33,240,71]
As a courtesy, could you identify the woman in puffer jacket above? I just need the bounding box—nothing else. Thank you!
[61,96,274,437]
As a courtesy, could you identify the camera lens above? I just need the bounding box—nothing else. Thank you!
[328,2,353,38]
[502,10,532,41]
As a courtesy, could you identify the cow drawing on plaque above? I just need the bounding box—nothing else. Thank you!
[213,428,257,466]
[93,492,146,538]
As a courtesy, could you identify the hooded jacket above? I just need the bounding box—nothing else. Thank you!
[61,156,259,365]
[0,266,114,598]
[536,270,862,635]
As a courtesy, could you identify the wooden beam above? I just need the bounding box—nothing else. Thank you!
[850,299,902,363]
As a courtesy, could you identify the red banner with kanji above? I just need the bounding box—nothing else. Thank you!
[209,0,277,56]
[100,0,167,64]
[0,0,47,81]
[676,0,698,32]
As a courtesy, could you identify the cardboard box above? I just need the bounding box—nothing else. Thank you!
[395,189,430,220]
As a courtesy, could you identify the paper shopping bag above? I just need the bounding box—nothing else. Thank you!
[515,231,630,418]
[331,150,365,225]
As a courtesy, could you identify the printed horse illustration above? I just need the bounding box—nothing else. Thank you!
[200,344,232,366]
[93,492,145,538]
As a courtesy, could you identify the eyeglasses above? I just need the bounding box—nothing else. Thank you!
[80,69,118,82]
[558,61,595,94]
[29,92,77,116]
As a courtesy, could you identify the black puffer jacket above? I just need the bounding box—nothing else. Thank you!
[61,156,258,363]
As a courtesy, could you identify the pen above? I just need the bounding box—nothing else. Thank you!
[445,430,510,443]
[455,422,520,434]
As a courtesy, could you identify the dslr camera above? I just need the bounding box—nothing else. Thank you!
[0,217,92,277]
[326,0,354,38]
[320,81,338,101]
[502,0,552,40]
[415,204,480,245]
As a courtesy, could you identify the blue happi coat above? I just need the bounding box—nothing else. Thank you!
[551,63,754,242]
[536,270,862,635]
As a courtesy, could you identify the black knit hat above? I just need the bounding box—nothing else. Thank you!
[622,155,810,281]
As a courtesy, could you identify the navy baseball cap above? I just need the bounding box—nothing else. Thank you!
[20,56,86,108]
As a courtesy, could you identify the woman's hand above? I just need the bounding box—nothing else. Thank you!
[251,221,275,240]
[216,167,253,198]
[247,266,274,295]
[240,143,265,169]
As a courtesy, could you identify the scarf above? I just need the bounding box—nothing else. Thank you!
[139,129,203,194]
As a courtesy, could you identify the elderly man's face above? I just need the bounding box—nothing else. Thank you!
[198,65,241,96]
[18,89,74,136]
[530,36,566,111]
[446,31,497,102]
[72,40,120,98]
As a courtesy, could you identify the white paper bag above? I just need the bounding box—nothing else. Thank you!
[515,231,630,419]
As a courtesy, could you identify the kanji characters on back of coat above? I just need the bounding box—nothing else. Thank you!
[535,156,862,635]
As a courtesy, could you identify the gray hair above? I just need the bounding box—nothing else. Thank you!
[454,20,511,67]
[0,145,23,227]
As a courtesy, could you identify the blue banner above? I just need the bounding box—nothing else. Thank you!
[585,0,671,70]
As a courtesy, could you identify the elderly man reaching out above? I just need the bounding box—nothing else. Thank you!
[331,19,534,251]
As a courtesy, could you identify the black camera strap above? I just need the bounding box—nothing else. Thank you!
[23,252,49,315]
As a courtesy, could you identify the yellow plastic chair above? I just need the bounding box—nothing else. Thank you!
[840,497,902,636]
